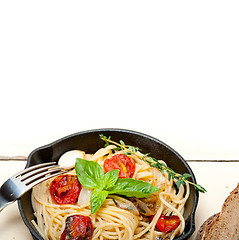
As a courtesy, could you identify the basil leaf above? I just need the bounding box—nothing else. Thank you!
[108,178,160,198]
[102,169,119,190]
[75,158,104,189]
[90,189,108,214]
[75,157,160,214]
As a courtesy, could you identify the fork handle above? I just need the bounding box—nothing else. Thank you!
[0,190,13,212]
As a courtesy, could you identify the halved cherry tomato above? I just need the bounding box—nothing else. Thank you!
[49,174,81,204]
[150,214,180,233]
[103,154,136,178]
[61,215,93,240]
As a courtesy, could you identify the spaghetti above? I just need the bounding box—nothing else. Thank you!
[31,144,190,240]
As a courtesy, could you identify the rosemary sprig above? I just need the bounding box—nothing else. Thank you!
[100,134,206,193]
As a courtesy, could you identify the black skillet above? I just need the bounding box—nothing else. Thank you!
[18,128,198,240]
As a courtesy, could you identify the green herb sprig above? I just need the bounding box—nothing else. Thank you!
[100,134,206,193]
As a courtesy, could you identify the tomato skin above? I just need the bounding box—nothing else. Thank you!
[103,154,136,178]
[61,215,93,240]
[49,175,81,204]
[150,214,180,233]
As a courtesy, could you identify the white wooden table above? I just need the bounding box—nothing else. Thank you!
[0,157,238,240]
[1,1,239,240]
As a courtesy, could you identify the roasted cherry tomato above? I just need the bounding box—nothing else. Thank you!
[150,214,180,233]
[103,154,136,178]
[61,215,93,240]
[49,174,81,204]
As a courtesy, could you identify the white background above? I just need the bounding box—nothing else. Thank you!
[1,0,239,160]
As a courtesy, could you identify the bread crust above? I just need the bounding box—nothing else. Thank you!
[196,183,239,240]
[195,213,219,240]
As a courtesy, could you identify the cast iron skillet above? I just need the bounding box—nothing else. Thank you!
[18,128,199,240]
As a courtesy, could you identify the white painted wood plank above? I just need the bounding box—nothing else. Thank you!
[1,2,239,160]
[188,161,239,239]
[0,161,238,239]
[0,161,32,240]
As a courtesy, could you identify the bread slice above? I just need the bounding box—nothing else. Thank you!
[196,213,220,240]
[196,183,239,240]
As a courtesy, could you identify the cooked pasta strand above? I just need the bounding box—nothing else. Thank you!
[31,146,190,240]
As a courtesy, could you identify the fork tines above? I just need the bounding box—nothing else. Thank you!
[13,162,67,189]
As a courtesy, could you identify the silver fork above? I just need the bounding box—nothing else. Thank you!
[0,162,67,212]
